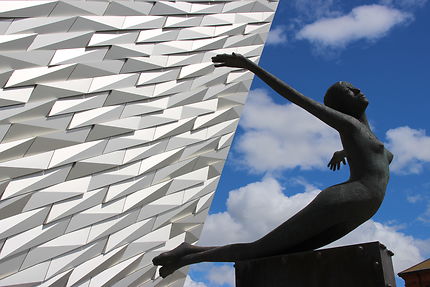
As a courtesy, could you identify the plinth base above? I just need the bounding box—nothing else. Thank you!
[235,241,396,287]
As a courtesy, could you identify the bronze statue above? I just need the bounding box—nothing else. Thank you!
[152,53,393,278]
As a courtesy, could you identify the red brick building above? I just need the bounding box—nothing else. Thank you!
[399,259,430,287]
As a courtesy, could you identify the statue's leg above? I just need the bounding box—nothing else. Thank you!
[153,243,213,266]
[156,180,374,277]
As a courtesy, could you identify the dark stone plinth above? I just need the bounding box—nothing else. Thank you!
[235,241,396,287]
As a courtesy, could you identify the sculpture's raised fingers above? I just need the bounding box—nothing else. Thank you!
[211,56,222,63]
[211,54,229,62]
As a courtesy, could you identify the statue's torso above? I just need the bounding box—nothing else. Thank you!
[340,124,392,201]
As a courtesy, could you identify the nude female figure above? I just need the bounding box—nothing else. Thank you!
[152,53,393,278]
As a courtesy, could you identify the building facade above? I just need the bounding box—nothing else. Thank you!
[399,259,430,287]
[0,1,278,286]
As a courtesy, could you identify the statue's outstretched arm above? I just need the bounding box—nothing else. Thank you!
[212,53,354,132]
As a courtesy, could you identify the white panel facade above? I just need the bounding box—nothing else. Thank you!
[0,1,279,286]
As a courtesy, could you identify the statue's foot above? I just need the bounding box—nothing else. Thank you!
[159,263,180,278]
[152,242,198,266]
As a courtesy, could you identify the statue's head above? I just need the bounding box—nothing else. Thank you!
[324,81,368,118]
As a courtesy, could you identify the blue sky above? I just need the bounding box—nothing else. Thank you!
[186,1,430,286]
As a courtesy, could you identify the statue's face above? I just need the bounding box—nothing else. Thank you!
[325,81,368,118]
[341,81,368,110]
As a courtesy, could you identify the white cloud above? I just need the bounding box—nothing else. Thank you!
[189,263,235,287]
[291,176,319,192]
[199,177,319,245]
[199,177,429,273]
[266,26,288,45]
[184,275,208,287]
[236,89,341,173]
[206,265,235,287]
[407,194,423,203]
[234,87,429,178]
[385,126,430,174]
[418,203,430,223]
[415,238,430,254]
[404,189,430,222]
[328,220,426,273]
[296,5,412,48]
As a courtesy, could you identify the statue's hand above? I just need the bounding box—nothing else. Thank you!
[327,151,346,171]
[212,53,252,69]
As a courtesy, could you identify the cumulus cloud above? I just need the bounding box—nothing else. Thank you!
[189,263,235,287]
[199,177,429,273]
[199,177,319,245]
[235,89,341,173]
[206,265,235,287]
[291,176,319,192]
[266,26,288,45]
[385,126,430,174]
[184,275,208,287]
[328,220,426,272]
[296,5,412,48]
[415,238,430,255]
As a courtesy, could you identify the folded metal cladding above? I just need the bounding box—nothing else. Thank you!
[0,1,279,286]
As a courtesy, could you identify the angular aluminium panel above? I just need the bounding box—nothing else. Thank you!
[0,1,279,286]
